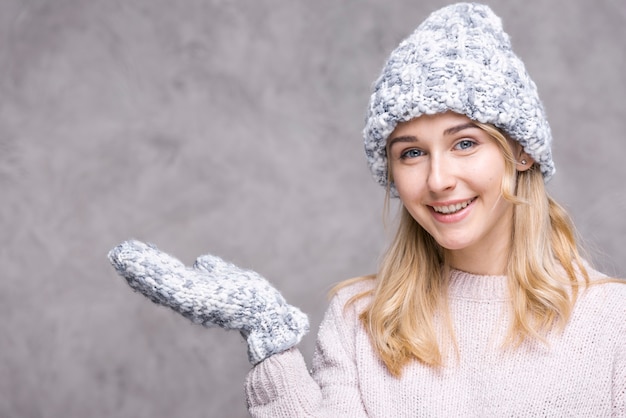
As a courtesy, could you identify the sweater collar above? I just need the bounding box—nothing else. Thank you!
[448,268,510,301]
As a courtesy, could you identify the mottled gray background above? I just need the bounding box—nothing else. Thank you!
[1,0,624,417]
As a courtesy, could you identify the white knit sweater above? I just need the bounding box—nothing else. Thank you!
[246,269,626,417]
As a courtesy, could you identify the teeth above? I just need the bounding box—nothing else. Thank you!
[432,199,473,214]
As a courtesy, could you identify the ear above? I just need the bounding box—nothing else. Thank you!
[516,154,535,172]
[510,142,534,172]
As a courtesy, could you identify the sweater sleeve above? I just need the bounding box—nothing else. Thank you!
[245,283,370,417]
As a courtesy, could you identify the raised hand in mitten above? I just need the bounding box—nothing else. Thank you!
[107,240,309,365]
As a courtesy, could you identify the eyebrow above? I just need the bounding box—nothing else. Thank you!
[387,122,478,149]
[443,122,476,136]
[387,135,416,149]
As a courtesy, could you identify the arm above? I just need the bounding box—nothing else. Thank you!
[109,240,368,416]
[245,282,370,417]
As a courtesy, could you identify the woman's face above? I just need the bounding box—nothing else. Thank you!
[388,112,514,265]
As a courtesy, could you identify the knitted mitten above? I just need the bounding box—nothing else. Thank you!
[108,239,309,365]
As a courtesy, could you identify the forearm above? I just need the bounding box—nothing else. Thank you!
[246,348,322,418]
[246,285,372,418]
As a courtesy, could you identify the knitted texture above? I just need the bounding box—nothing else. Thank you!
[364,2,555,196]
[108,240,309,365]
[246,270,626,417]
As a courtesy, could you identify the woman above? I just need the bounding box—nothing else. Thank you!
[109,3,625,416]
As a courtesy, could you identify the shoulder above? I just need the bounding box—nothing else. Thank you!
[585,266,626,296]
[325,275,377,320]
[577,267,626,326]
[331,275,376,305]
[313,277,377,354]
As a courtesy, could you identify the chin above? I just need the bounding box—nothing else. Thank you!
[433,237,473,251]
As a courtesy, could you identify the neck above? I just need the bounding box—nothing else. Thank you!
[446,239,511,276]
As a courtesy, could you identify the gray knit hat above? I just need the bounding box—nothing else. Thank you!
[364,2,555,196]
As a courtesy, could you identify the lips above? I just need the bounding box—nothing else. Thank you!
[431,198,476,215]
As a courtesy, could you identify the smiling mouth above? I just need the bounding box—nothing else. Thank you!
[431,198,476,214]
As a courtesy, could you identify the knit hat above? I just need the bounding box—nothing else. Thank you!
[363,2,555,196]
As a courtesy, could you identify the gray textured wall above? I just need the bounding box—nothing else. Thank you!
[1,0,625,417]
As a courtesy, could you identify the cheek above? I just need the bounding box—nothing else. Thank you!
[472,155,506,191]
[479,175,501,197]
[394,172,425,200]
[395,183,414,203]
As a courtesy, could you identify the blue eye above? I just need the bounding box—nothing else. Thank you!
[400,149,424,159]
[455,140,475,150]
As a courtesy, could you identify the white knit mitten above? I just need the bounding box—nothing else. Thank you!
[108,240,309,365]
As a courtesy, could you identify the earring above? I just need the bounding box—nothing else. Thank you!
[520,159,527,165]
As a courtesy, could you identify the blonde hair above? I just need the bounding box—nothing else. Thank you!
[336,122,599,377]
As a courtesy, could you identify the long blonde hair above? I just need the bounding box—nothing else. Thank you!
[337,122,596,377]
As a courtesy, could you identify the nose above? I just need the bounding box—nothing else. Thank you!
[426,156,456,192]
